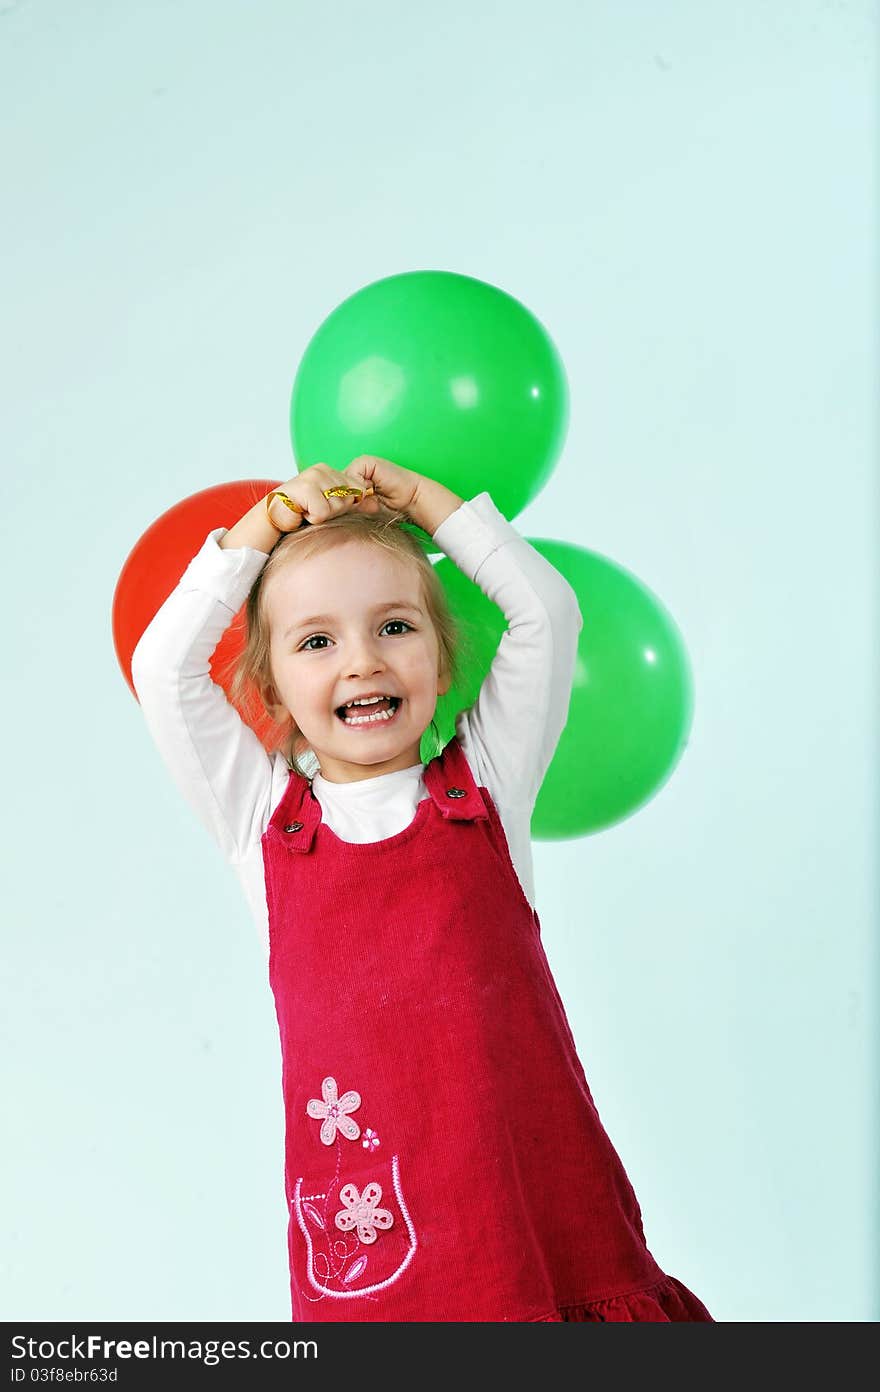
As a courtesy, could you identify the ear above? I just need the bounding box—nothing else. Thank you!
[259,680,288,724]
[436,665,452,697]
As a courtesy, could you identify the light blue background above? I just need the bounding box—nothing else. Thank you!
[2,0,876,1322]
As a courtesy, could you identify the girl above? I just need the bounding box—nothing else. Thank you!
[131,455,713,1323]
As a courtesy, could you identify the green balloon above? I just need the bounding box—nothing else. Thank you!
[290,270,569,525]
[424,541,695,839]
[529,540,695,838]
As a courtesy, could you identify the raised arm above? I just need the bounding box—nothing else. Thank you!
[130,523,282,864]
[429,494,583,815]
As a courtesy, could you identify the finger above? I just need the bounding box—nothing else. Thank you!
[292,465,373,524]
[339,463,375,501]
[306,481,367,525]
[352,494,380,516]
[320,487,367,517]
[318,464,369,501]
[346,456,380,488]
[299,482,336,524]
[266,492,307,532]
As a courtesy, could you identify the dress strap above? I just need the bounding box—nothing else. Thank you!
[423,737,490,823]
[264,767,320,854]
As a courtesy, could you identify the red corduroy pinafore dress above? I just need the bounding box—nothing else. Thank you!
[262,736,713,1323]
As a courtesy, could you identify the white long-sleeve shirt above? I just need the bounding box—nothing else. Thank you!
[131,492,583,956]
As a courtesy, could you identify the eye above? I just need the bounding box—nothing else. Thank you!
[296,621,412,653]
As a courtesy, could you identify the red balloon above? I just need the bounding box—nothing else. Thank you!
[112,478,285,750]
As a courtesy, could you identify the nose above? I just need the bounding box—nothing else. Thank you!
[344,631,386,681]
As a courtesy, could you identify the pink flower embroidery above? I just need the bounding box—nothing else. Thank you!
[334,1181,394,1245]
[362,1128,380,1152]
[306,1076,362,1146]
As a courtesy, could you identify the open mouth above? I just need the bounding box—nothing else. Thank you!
[335,696,402,727]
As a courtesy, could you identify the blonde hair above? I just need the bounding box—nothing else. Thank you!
[226,510,465,778]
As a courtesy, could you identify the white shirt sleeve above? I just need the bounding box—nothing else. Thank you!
[431,493,583,906]
[130,530,288,865]
[432,492,582,809]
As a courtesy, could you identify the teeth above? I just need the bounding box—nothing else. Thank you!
[343,707,397,725]
[339,696,400,726]
[352,696,386,706]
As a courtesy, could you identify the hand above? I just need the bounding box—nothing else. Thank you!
[341,455,420,520]
[265,461,374,532]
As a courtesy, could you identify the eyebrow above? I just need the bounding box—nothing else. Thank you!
[283,600,423,641]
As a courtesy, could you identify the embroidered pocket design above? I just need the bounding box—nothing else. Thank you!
[334,1181,393,1244]
[293,1154,417,1301]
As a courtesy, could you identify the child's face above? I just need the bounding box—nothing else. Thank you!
[263,540,451,783]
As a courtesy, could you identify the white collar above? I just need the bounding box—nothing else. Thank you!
[312,762,425,800]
